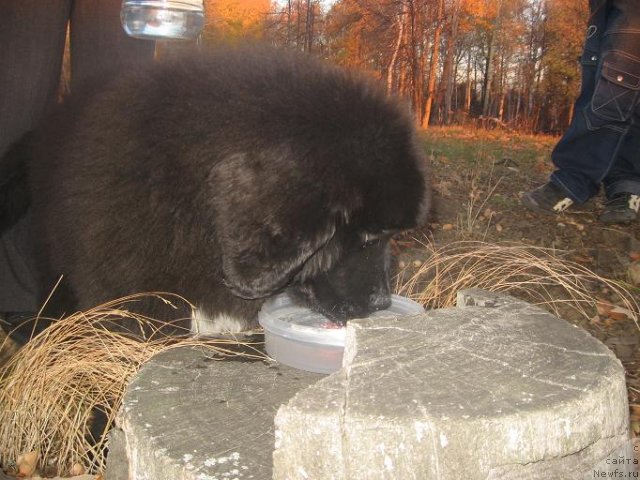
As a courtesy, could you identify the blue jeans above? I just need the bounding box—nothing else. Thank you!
[551,0,640,203]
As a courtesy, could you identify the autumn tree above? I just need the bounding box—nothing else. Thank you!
[537,0,588,133]
[263,0,589,133]
[265,0,325,52]
[203,0,271,44]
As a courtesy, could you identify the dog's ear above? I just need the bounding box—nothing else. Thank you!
[211,153,343,299]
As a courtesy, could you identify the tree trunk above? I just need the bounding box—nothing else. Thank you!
[304,0,314,52]
[286,0,292,46]
[482,0,503,118]
[441,0,461,125]
[498,92,505,121]
[387,5,406,94]
[421,0,443,128]
[464,50,472,114]
[409,0,424,123]
[482,30,495,117]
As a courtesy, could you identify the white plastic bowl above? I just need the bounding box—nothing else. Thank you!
[258,293,425,374]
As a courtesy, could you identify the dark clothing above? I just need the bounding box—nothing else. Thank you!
[0,0,155,312]
[551,0,640,203]
[0,215,37,312]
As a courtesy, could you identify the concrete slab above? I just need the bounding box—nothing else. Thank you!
[106,347,322,480]
[273,289,630,479]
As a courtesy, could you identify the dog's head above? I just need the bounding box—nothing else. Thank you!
[211,137,429,324]
[286,227,395,322]
[208,58,430,324]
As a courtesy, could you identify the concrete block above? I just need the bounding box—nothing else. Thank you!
[273,289,630,479]
[107,347,321,480]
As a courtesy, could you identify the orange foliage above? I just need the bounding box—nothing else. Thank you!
[461,0,500,31]
[203,0,271,43]
[255,0,591,132]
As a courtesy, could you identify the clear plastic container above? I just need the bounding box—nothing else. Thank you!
[121,0,205,40]
[258,293,425,374]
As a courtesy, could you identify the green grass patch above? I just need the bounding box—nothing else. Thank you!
[418,126,557,168]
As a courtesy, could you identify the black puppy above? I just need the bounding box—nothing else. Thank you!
[17,46,430,334]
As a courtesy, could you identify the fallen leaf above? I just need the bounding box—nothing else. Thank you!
[571,255,594,264]
[596,300,614,318]
[628,260,640,286]
[609,306,635,322]
[17,450,38,477]
[70,463,86,476]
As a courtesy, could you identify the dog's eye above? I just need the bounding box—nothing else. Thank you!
[361,233,380,248]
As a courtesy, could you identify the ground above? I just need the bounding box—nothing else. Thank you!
[410,126,640,434]
[1,126,640,477]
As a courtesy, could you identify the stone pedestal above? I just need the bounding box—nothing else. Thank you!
[273,290,631,479]
[107,290,631,480]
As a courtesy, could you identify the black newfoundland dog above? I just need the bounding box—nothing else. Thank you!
[7,46,430,335]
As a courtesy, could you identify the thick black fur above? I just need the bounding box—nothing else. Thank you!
[17,45,430,333]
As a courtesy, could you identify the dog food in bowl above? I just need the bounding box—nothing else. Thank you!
[258,293,425,374]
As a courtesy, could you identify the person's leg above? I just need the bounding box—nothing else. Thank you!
[550,1,640,204]
[599,0,640,198]
[0,0,71,316]
[591,0,640,223]
[69,0,156,90]
[603,118,640,198]
[522,1,605,213]
[0,0,71,158]
[524,0,640,214]
[598,114,640,223]
[0,0,154,335]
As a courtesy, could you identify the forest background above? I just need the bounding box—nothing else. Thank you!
[203,0,589,134]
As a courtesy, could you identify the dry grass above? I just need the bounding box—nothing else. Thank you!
[0,293,266,476]
[2,241,638,476]
[395,239,640,325]
[456,164,504,238]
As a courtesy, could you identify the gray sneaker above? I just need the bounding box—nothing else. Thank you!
[521,182,574,215]
[599,192,640,224]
